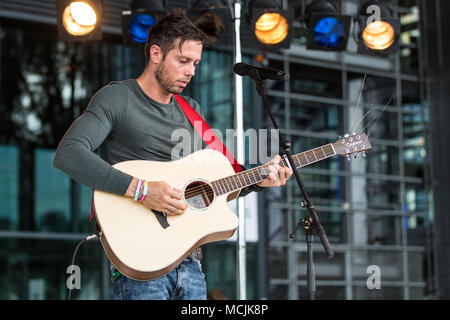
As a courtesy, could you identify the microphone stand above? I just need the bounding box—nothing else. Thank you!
[249,69,334,300]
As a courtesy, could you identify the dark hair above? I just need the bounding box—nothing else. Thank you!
[144,9,207,64]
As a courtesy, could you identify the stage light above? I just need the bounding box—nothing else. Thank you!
[362,20,395,50]
[188,0,231,47]
[121,0,167,46]
[247,0,293,49]
[57,0,103,41]
[357,0,400,55]
[254,12,288,45]
[304,0,351,51]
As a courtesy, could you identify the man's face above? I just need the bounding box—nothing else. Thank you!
[154,39,202,95]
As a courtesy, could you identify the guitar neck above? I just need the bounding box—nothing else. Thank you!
[211,143,336,196]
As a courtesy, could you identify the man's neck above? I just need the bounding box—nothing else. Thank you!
[136,68,172,104]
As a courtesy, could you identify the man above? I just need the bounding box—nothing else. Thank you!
[53,9,292,300]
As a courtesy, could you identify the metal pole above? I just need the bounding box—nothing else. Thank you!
[232,0,246,300]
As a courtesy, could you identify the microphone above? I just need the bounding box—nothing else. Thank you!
[233,62,289,81]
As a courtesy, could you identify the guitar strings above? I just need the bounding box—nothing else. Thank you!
[184,164,280,198]
[362,93,396,146]
[184,156,307,198]
[352,106,376,135]
[183,165,271,198]
[183,146,331,198]
[346,73,367,137]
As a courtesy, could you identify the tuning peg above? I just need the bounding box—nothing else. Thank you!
[344,133,350,138]
[346,155,351,161]
[362,151,366,157]
[354,153,360,159]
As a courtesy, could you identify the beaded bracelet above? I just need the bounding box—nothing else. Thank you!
[138,179,145,197]
[139,181,148,202]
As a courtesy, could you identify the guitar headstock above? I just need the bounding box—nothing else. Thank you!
[332,133,372,158]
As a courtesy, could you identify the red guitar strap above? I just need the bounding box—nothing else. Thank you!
[174,94,243,174]
[90,191,95,221]
[90,94,243,221]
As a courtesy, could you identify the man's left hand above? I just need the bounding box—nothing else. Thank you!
[257,155,293,188]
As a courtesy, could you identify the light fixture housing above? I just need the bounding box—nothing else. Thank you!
[357,0,400,55]
[188,0,231,48]
[57,0,103,41]
[121,0,167,46]
[304,0,351,51]
[247,0,293,49]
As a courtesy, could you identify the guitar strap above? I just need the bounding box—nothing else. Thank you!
[174,94,243,174]
[90,94,243,222]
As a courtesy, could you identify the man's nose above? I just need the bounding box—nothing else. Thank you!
[185,64,196,77]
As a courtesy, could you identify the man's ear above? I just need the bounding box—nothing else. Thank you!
[149,44,163,64]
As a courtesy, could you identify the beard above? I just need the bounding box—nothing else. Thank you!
[155,61,184,94]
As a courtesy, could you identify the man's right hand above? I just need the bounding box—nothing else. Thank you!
[125,178,188,215]
[142,181,188,215]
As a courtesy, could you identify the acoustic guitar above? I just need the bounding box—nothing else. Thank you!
[93,133,372,281]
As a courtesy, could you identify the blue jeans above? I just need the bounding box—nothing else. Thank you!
[110,257,207,300]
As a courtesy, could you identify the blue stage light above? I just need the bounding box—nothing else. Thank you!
[313,17,345,48]
[128,13,156,43]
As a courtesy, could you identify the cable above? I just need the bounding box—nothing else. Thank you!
[67,234,97,300]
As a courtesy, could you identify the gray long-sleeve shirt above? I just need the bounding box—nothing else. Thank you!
[53,79,207,195]
[53,78,261,197]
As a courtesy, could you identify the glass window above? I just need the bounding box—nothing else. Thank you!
[399,6,420,75]
[202,243,258,300]
[189,50,234,134]
[363,110,399,141]
[408,252,425,282]
[366,179,401,211]
[288,62,342,99]
[404,146,425,179]
[0,238,106,300]
[402,81,422,106]
[267,208,290,242]
[289,99,342,133]
[353,286,403,299]
[268,284,288,299]
[0,145,19,230]
[367,214,401,245]
[268,247,288,279]
[296,252,345,281]
[34,148,71,232]
[74,183,95,234]
[300,286,346,300]
[410,287,425,299]
[289,172,346,208]
[351,250,404,282]
[367,145,400,176]
[405,183,426,212]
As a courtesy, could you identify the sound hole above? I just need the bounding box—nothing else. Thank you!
[184,180,215,210]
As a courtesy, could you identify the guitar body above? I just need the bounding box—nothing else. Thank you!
[94,149,240,281]
[92,133,372,282]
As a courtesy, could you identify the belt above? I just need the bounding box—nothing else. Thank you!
[189,247,203,260]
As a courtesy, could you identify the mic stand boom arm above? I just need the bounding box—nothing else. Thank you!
[250,69,334,300]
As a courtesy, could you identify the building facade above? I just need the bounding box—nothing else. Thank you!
[0,0,432,299]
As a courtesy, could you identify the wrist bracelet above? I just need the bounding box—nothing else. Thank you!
[139,181,148,202]
[134,179,143,201]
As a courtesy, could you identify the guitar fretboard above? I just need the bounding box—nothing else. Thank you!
[211,144,335,196]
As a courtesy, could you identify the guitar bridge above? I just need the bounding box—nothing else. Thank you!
[151,209,170,229]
